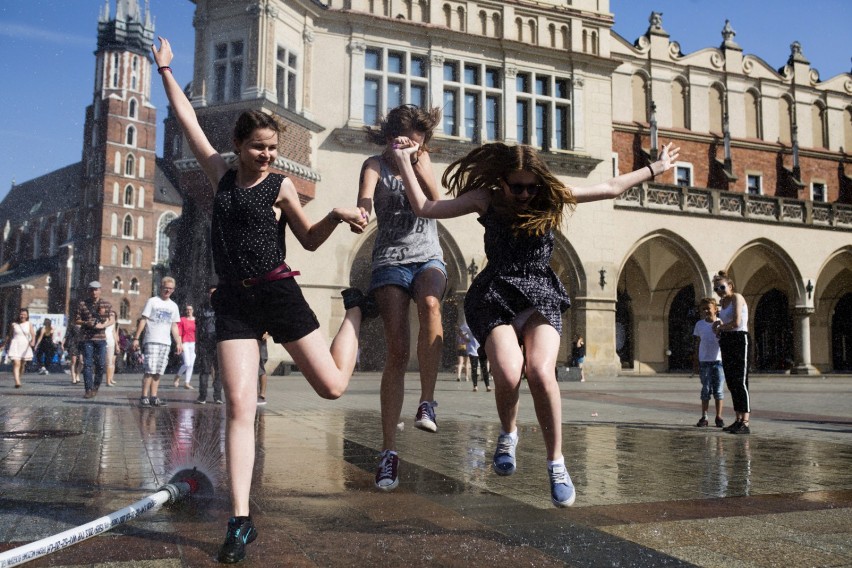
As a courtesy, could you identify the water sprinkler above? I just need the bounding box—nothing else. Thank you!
[0,467,212,568]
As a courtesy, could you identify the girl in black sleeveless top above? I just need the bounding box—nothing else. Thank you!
[154,38,372,564]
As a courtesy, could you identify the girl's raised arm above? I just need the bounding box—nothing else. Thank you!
[151,37,229,188]
[392,139,487,219]
[572,142,679,203]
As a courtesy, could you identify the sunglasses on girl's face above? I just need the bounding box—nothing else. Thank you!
[714,285,727,292]
[504,179,544,196]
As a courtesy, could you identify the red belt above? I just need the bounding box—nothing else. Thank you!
[239,263,301,287]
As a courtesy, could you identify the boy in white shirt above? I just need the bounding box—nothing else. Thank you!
[692,297,725,427]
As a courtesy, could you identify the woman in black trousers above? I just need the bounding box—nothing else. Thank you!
[712,271,751,434]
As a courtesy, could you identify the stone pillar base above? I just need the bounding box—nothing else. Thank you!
[790,364,820,375]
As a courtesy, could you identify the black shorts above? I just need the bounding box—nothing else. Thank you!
[212,278,320,344]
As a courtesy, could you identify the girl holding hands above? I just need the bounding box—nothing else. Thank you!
[391,139,678,507]
[152,37,371,563]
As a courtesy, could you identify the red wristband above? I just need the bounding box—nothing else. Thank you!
[157,66,172,75]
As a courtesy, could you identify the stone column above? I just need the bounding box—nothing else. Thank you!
[791,306,818,375]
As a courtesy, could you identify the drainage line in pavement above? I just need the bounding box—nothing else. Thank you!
[0,469,207,568]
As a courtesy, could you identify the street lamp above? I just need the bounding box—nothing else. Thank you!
[467,258,478,280]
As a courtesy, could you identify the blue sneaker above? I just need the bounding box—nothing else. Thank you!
[492,433,517,476]
[414,401,437,433]
[548,463,576,508]
[217,516,258,563]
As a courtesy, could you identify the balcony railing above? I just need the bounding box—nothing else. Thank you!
[615,183,852,230]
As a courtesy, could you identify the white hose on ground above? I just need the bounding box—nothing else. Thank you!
[0,482,191,568]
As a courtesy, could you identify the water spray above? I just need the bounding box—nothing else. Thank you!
[0,468,212,568]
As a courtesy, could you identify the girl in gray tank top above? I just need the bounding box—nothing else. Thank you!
[358,104,447,493]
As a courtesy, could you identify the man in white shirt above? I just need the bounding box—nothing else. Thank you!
[131,277,183,407]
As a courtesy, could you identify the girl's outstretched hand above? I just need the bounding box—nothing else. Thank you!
[657,142,680,173]
[150,36,174,68]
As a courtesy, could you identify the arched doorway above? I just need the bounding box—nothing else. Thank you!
[832,293,852,371]
[616,289,633,368]
[753,288,793,371]
[667,285,697,371]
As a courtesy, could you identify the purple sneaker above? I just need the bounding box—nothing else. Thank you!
[375,450,399,491]
[414,401,437,433]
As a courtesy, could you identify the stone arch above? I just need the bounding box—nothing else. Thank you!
[552,231,586,364]
[725,238,805,372]
[813,246,852,371]
[346,221,467,372]
[615,229,710,373]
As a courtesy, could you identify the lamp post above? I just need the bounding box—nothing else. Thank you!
[467,258,478,280]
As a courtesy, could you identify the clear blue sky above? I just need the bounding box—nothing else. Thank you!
[1,0,849,201]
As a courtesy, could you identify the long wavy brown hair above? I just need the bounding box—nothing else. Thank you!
[442,143,576,235]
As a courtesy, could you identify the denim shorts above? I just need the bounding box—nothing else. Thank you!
[699,361,725,401]
[370,259,447,297]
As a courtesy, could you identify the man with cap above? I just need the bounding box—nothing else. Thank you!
[75,281,114,398]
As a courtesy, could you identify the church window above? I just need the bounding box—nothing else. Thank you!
[122,246,132,266]
[112,276,122,292]
[129,99,137,118]
[122,215,133,238]
[120,298,130,320]
[130,277,140,293]
[112,53,119,88]
[126,125,135,146]
[124,185,134,207]
[125,154,135,176]
[156,212,177,264]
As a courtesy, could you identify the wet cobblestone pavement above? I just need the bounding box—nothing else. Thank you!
[1,371,850,567]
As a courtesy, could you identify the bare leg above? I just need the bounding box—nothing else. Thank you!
[521,315,563,461]
[218,339,261,518]
[12,360,22,387]
[412,269,445,404]
[219,307,362,517]
[715,398,723,420]
[375,286,411,451]
[485,325,525,435]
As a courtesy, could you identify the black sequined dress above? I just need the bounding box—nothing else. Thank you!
[464,207,571,345]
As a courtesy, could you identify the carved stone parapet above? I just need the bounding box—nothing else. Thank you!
[430,53,445,66]
[504,65,518,79]
[348,40,367,54]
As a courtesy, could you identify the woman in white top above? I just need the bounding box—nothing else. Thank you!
[5,308,35,388]
[712,270,751,434]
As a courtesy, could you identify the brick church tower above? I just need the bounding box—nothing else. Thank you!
[80,0,182,322]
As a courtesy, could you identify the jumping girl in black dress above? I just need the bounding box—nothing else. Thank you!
[153,37,370,563]
[390,139,678,507]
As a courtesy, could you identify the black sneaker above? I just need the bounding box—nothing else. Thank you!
[139,396,151,407]
[341,288,379,318]
[695,417,709,427]
[195,399,206,405]
[723,420,741,433]
[733,422,751,435]
[150,397,167,407]
[715,417,725,428]
[216,516,257,564]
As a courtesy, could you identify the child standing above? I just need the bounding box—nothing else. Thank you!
[391,139,678,507]
[692,298,725,428]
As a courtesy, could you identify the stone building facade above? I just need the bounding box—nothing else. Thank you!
[171,0,850,374]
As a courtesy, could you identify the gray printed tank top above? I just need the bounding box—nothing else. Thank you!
[370,156,443,270]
